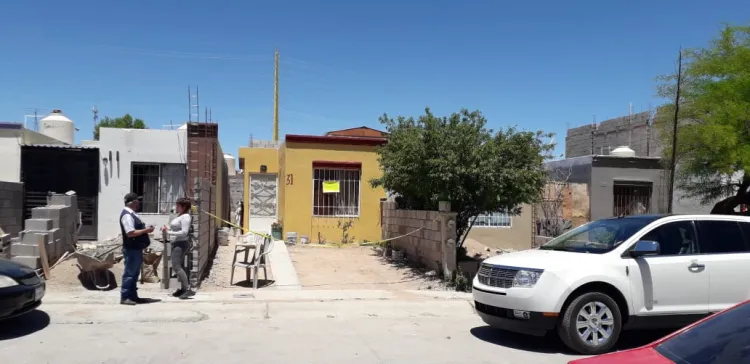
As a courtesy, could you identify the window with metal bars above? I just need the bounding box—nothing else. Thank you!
[474,212,512,228]
[312,168,361,217]
[131,163,186,214]
[613,182,652,217]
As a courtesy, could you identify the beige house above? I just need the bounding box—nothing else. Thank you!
[465,204,533,251]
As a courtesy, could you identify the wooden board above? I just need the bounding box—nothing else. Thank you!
[36,235,51,279]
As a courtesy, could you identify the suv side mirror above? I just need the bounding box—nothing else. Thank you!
[630,240,660,258]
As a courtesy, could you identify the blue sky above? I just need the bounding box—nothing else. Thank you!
[0,1,747,162]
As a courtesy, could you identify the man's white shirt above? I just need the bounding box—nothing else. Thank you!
[121,206,139,234]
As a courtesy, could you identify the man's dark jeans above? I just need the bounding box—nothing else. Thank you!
[121,247,143,301]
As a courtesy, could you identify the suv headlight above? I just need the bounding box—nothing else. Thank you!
[512,269,544,288]
[0,275,19,288]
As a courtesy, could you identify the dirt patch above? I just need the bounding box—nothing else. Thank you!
[201,234,275,290]
[46,254,161,292]
[289,245,447,290]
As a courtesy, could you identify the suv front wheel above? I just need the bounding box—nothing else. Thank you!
[557,291,622,355]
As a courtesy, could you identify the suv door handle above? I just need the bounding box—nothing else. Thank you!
[689,262,705,269]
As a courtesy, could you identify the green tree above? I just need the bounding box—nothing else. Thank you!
[93,114,147,140]
[655,24,750,214]
[371,108,553,246]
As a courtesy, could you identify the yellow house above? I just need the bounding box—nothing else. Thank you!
[238,127,387,243]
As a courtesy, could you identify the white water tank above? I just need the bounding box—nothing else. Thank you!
[610,146,636,157]
[39,109,75,144]
[224,154,237,176]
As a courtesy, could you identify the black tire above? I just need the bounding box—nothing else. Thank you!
[557,291,622,355]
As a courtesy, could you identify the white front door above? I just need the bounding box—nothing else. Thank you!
[248,174,278,234]
[627,220,709,316]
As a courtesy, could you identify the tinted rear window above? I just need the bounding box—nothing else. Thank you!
[697,221,750,254]
[655,302,750,363]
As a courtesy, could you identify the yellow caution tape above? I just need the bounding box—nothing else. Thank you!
[198,209,273,239]
[197,211,433,246]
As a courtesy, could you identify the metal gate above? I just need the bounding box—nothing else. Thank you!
[21,145,99,240]
[613,181,653,217]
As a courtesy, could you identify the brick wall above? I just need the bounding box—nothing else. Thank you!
[190,177,216,288]
[381,201,457,279]
[0,181,23,238]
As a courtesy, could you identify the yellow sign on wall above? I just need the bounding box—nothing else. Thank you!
[323,181,340,193]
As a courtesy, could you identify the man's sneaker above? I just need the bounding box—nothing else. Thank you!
[172,289,185,297]
[120,298,137,306]
[178,290,196,300]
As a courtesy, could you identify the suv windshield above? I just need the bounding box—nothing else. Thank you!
[655,301,750,364]
[539,216,660,254]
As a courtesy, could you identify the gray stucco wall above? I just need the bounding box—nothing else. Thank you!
[590,166,668,220]
[566,111,661,159]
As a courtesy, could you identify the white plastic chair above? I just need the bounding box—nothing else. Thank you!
[230,233,274,290]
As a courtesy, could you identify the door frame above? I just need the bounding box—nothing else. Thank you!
[247,173,279,231]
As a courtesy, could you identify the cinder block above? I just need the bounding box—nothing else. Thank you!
[25,219,54,231]
[48,194,78,210]
[21,231,50,246]
[12,256,40,269]
[11,243,42,257]
[31,206,65,220]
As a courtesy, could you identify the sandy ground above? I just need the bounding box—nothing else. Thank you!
[45,250,163,293]
[288,244,447,290]
[202,234,275,290]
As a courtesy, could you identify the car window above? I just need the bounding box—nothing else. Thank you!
[640,221,698,256]
[696,221,749,254]
[739,222,750,250]
[540,216,659,254]
[655,301,750,364]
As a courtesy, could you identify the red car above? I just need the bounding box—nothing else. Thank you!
[569,299,750,364]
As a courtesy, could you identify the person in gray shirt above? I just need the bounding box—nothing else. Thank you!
[161,197,195,299]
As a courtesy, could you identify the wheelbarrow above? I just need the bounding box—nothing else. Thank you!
[74,251,115,290]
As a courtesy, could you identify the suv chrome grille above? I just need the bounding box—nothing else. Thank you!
[477,264,518,288]
[18,273,41,286]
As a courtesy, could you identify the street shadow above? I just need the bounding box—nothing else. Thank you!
[78,270,118,291]
[0,310,50,341]
[232,279,275,288]
[470,326,563,353]
[470,326,676,355]
[136,298,162,304]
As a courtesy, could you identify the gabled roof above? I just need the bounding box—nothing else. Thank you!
[286,134,387,146]
[325,126,388,138]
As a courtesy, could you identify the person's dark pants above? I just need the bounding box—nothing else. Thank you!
[121,247,144,301]
[171,241,190,291]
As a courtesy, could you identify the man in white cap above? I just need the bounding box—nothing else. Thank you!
[119,192,154,305]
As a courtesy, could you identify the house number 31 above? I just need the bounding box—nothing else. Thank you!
[286,174,293,185]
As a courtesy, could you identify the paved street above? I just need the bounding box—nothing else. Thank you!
[0,290,667,364]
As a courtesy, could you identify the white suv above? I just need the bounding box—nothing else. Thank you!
[472,214,750,355]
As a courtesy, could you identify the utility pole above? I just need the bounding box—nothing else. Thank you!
[667,48,682,214]
[273,49,279,142]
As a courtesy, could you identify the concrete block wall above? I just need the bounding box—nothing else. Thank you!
[250,139,281,149]
[565,111,659,158]
[228,175,244,224]
[381,201,457,279]
[0,181,23,238]
[11,194,78,269]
